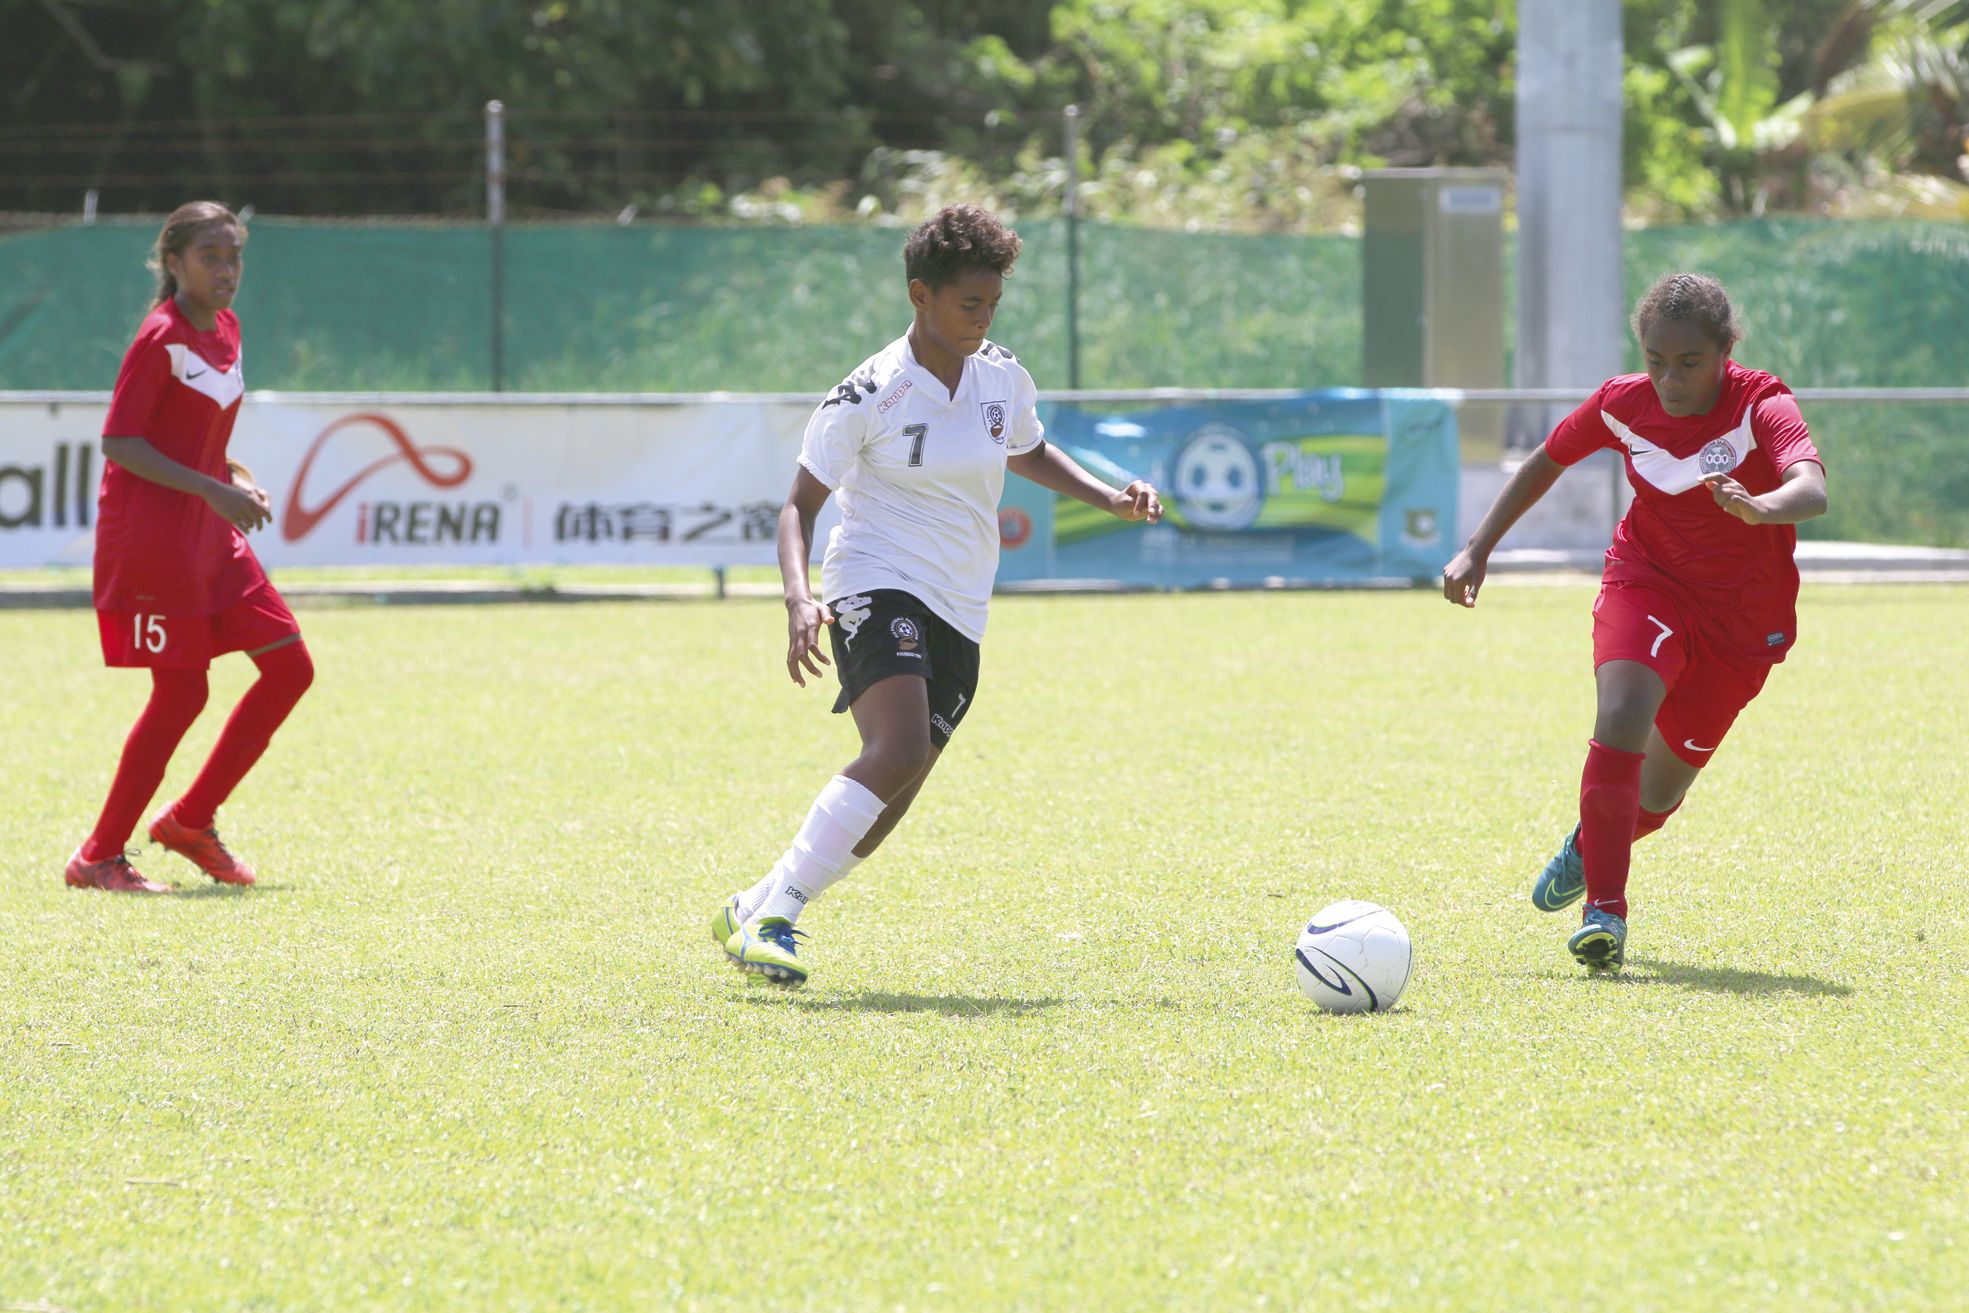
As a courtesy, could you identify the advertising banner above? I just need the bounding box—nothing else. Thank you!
[0,397,829,570]
[1000,391,1459,586]
[2,390,1455,585]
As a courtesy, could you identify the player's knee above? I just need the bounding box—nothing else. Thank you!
[865,736,931,797]
[150,667,210,724]
[281,642,316,698]
[1593,695,1656,748]
[257,639,314,700]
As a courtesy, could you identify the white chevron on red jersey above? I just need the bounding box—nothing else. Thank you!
[1597,402,1758,496]
[1544,360,1823,664]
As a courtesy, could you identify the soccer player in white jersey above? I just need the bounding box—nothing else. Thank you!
[712,204,1162,985]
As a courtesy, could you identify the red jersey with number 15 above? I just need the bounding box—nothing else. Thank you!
[96,299,265,614]
[1545,360,1823,665]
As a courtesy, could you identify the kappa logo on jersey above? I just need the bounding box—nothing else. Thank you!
[822,367,880,408]
[283,412,481,544]
[877,379,914,414]
[891,617,921,652]
[836,595,874,644]
[981,400,1008,442]
[1696,438,1740,476]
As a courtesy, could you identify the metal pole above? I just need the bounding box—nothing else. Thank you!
[1063,104,1082,391]
[82,189,98,224]
[486,99,507,392]
[1516,0,1624,531]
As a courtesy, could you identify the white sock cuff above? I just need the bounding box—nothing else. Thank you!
[819,775,886,829]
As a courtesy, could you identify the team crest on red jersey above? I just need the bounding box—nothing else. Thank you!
[1697,437,1740,476]
[981,400,1008,442]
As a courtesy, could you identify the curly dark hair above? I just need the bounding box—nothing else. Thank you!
[903,205,1022,288]
[1631,272,1742,351]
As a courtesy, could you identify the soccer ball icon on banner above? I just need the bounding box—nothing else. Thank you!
[1294,900,1413,1014]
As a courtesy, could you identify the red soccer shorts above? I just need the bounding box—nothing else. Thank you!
[98,578,300,671]
[1592,580,1772,768]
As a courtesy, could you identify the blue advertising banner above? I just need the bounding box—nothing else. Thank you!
[998,390,1459,587]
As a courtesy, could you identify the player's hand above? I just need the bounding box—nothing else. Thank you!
[1113,480,1162,524]
[205,479,271,533]
[1441,546,1487,607]
[1701,472,1766,525]
[786,596,834,688]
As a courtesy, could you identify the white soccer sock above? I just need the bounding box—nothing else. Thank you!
[737,850,863,922]
[752,775,885,925]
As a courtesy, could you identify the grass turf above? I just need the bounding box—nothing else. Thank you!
[2,583,1964,1311]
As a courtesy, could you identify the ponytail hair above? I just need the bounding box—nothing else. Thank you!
[148,201,246,309]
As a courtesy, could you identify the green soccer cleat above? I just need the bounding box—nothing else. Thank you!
[724,916,810,987]
[711,895,744,947]
[1531,823,1586,912]
[1568,908,1627,971]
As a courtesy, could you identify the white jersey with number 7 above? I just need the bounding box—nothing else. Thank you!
[798,333,1044,643]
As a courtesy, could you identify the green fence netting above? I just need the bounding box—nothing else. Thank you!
[3,216,1963,543]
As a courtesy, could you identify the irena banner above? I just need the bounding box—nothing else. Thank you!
[1,390,1454,584]
[999,391,1459,586]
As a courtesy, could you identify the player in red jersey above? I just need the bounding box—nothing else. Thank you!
[1442,273,1828,969]
[65,201,314,893]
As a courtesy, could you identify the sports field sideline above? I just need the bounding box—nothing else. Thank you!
[3,582,1963,1311]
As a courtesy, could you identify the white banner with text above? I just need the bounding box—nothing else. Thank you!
[0,396,828,568]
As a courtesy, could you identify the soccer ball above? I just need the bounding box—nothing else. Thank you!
[1294,900,1413,1014]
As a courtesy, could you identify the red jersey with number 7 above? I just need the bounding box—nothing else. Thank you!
[1544,360,1824,665]
[96,299,266,614]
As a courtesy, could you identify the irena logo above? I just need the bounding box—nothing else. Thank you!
[282,413,472,542]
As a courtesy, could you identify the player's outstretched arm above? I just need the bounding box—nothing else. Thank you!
[1701,459,1827,526]
[102,435,269,532]
[1007,440,1162,523]
[1441,445,1565,607]
[779,466,837,688]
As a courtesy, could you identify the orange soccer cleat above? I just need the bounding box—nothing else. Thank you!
[65,848,172,894]
[147,804,257,886]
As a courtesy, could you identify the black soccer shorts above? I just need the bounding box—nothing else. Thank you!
[826,588,980,749]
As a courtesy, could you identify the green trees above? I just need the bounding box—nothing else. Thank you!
[3,0,1964,223]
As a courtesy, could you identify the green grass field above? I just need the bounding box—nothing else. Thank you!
[2,584,1964,1312]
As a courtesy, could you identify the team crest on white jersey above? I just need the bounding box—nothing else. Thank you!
[981,400,1008,442]
[836,594,873,644]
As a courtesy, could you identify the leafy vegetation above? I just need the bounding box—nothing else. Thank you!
[7,0,1967,224]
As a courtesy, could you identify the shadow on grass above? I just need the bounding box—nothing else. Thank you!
[1603,956,1853,997]
[740,990,1062,1017]
[169,882,289,899]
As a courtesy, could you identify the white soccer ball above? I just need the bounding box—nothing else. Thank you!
[1294,900,1413,1014]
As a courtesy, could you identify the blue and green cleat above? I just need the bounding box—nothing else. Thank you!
[1530,823,1586,912]
[710,895,744,947]
[724,916,810,986]
[1567,907,1627,971]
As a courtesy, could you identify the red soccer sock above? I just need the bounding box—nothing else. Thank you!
[1578,738,1645,919]
[174,641,314,829]
[82,668,211,861]
[1634,800,1682,842]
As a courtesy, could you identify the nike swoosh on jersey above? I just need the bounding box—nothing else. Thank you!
[165,343,244,408]
[1682,739,1719,753]
[1600,405,1756,495]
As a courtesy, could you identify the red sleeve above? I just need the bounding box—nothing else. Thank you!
[102,327,169,437]
[1754,393,1821,475]
[1542,385,1614,467]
